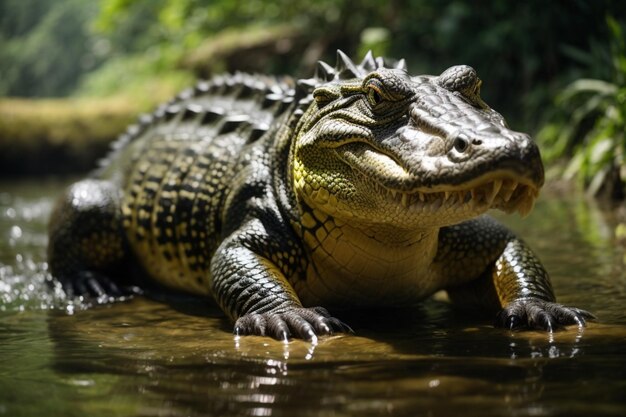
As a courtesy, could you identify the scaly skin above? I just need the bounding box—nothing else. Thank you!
[47,51,593,341]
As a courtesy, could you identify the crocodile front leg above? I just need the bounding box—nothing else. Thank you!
[210,219,350,341]
[488,238,594,330]
[441,216,594,331]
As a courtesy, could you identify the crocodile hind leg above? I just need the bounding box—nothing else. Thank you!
[48,179,133,300]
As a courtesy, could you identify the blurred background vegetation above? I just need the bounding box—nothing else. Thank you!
[0,0,625,200]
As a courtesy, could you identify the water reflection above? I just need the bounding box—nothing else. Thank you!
[1,179,626,417]
[39,294,626,417]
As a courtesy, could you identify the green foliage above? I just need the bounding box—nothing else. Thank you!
[77,48,193,102]
[3,0,624,114]
[94,0,353,49]
[538,16,626,198]
[0,0,102,97]
[88,0,626,129]
[358,28,391,59]
[95,0,169,53]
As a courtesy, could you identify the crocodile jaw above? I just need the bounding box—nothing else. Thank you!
[299,170,539,231]
[366,174,540,218]
[295,136,542,229]
[330,138,541,224]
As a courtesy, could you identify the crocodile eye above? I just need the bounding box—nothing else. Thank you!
[363,75,388,107]
[368,88,383,106]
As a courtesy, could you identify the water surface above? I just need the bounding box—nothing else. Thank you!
[1,179,625,416]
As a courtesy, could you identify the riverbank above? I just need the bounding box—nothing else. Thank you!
[0,97,141,176]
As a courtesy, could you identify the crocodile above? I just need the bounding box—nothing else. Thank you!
[47,50,593,341]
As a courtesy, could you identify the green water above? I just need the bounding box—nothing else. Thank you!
[1,180,625,417]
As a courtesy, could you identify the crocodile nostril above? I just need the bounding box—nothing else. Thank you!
[453,136,469,153]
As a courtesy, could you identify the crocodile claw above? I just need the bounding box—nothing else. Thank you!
[496,299,595,332]
[234,306,353,342]
[56,270,141,302]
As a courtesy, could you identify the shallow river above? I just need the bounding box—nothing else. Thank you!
[0,179,625,417]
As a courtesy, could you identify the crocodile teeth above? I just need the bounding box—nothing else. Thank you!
[378,177,536,215]
[487,180,503,204]
[401,193,409,208]
[501,180,519,202]
[471,191,481,209]
[516,193,535,217]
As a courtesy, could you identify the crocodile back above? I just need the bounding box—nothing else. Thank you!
[96,74,296,293]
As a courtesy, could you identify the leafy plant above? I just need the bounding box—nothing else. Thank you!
[539,16,626,198]
[0,0,101,97]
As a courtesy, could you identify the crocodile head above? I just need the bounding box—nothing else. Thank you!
[292,51,544,229]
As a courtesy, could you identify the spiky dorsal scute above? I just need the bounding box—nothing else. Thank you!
[295,50,409,98]
[97,50,406,172]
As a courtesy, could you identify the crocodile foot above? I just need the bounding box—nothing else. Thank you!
[496,299,595,332]
[55,271,141,302]
[234,306,353,342]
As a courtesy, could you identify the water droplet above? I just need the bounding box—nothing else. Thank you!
[5,207,16,219]
[10,225,22,239]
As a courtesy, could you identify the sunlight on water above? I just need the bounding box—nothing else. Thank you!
[0,188,59,311]
[0,183,101,321]
[1,179,625,417]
